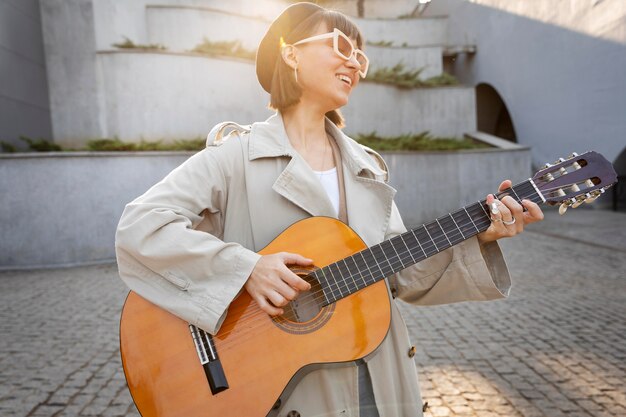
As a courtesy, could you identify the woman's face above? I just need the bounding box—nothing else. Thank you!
[294,22,363,112]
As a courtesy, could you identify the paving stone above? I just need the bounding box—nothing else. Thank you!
[2,210,626,416]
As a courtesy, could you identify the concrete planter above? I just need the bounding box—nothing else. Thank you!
[343,84,476,138]
[146,5,270,51]
[0,147,530,269]
[354,16,448,47]
[94,51,273,143]
[367,45,444,78]
[46,50,473,144]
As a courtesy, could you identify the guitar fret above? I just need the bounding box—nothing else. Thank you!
[423,224,441,252]
[335,259,354,294]
[369,245,394,276]
[317,180,552,304]
[329,263,348,298]
[415,227,438,257]
[463,206,480,233]
[409,230,428,259]
[440,215,463,245]
[426,222,448,250]
[398,233,418,264]
[345,255,367,289]
[435,218,453,246]
[361,249,382,283]
[321,266,340,302]
[477,200,490,219]
[449,212,466,240]
[453,209,475,237]
[381,240,404,271]
[388,237,408,269]
[314,269,333,304]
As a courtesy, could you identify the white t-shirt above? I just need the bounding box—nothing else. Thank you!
[313,167,340,217]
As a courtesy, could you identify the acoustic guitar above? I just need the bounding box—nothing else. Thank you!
[119,151,616,417]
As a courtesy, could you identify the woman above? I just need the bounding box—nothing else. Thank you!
[115,3,544,416]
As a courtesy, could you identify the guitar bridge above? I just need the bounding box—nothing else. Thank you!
[189,324,229,395]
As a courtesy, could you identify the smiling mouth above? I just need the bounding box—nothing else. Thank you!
[336,74,352,86]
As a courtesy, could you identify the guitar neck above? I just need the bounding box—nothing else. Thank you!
[314,179,544,305]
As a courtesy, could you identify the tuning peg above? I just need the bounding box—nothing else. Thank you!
[559,203,568,215]
[542,162,553,169]
[556,157,566,164]
[584,193,598,204]
[572,197,585,208]
[569,152,579,158]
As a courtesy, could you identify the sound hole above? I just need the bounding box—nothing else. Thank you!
[281,272,323,323]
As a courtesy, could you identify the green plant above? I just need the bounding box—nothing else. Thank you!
[191,38,256,61]
[1,141,16,153]
[366,40,393,47]
[86,138,205,152]
[355,132,491,151]
[112,36,166,51]
[363,63,459,88]
[19,136,62,152]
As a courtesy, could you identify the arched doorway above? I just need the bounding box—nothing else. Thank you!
[612,146,626,211]
[475,83,517,142]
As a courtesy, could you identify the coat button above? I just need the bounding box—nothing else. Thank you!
[287,411,301,417]
[408,346,416,358]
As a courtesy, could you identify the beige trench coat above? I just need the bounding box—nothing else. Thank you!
[115,112,511,417]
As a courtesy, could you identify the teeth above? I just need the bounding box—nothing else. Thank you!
[336,74,351,85]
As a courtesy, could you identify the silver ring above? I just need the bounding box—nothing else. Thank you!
[503,218,516,226]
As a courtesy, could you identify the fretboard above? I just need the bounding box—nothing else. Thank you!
[312,179,544,306]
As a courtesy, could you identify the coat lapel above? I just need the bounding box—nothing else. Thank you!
[324,120,397,246]
[246,112,396,248]
[248,113,337,218]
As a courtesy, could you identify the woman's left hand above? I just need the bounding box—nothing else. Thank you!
[477,180,544,245]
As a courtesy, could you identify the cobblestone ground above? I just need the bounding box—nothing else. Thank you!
[1,209,625,417]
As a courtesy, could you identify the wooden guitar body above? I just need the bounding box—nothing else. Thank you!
[120,217,392,417]
[120,151,618,417]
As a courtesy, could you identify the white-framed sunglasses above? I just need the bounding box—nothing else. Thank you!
[292,28,369,78]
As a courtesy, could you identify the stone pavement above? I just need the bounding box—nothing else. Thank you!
[1,207,625,417]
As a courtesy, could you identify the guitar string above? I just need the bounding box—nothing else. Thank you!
[208,183,546,350]
[213,193,547,354]
[214,180,554,346]
[215,175,598,348]
[237,181,542,315]
[214,181,543,337]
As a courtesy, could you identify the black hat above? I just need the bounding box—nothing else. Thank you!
[256,2,324,93]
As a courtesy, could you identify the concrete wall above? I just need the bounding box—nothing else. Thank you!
[388,147,533,227]
[0,147,532,269]
[343,84,476,138]
[325,0,421,18]
[423,0,626,169]
[40,0,103,148]
[146,5,269,51]
[91,0,285,50]
[355,16,447,47]
[0,152,192,269]
[96,51,272,141]
[367,45,443,77]
[51,50,468,142]
[0,0,52,150]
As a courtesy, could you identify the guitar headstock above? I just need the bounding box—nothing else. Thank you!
[532,151,617,214]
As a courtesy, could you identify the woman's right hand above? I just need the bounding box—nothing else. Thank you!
[245,252,313,316]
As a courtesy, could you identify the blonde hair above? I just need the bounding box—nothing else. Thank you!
[269,10,364,129]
